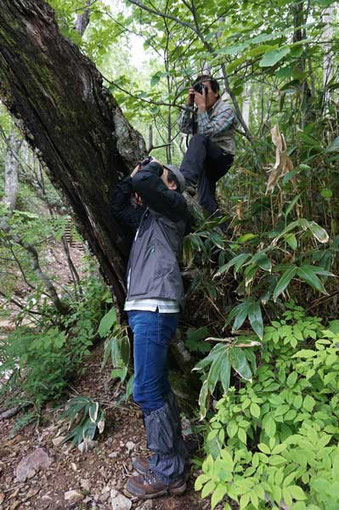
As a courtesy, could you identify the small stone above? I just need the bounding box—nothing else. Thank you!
[10,501,20,510]
[125,441,135,453]
[108,451,118,458]
[16,448,52,482]
[78,439,98,454]
[0,493,5,504]
[71,462,77,472]
[136,501,153,510]
[110,489,132,510]
[80,479,90,492]
[101,491,110,502]
[52,436,65,447]
[64,490,84,504]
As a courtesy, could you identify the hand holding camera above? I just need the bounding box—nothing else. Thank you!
[186,83,207,112]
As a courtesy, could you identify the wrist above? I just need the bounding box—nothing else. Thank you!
[197,106,207,113]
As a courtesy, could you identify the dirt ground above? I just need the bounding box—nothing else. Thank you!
[0,242,213,510]
[0,341,211,510]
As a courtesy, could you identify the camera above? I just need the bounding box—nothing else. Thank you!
[193,82,207,95]
[139,156,153,167]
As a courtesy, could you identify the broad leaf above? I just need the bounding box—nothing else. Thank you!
[220,352,231,393]
[98,308,117,338]
[215,253,250,277]
[297,266,328,294]
[273,266,297,301]
[230,347,252,381]
[248,301,263,339]
[259,47,290,67]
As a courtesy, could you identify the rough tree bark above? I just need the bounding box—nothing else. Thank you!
[0,0,146,310]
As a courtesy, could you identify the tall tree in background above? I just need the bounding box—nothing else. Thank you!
[3,131,21,212]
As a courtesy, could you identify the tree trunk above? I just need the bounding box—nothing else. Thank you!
[3,130,21,211]
[0,0,146,310]
[75,0,91,37]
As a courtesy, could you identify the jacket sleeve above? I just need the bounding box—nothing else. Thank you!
[197,104,235,137]
[111,176,144,236]
[178,106,195,134]
[132,162,187,223]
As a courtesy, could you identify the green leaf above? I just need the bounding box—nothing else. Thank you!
[259,47,291,67]
[288,485,307,500]
[303,395,315,412]
[198,380,209,420]
[297,266,327,294]
[250,402,261,418]
[230,347,252,381]
[211,484,227,509]
[320,188,333,199]
[285,194,301,218]
[284,233,298,250]
[207,350,224,393]
[248,300,263,339]
[220,352,231,393]
[237,233,258,243]
[195,474,209,491]
[258,442,270,454]
[251,252,272,271]
[216,253,250,277]
[227,420,238,438]
[264,416,276,438]
[89,402,99,423]
[201,480,216,499]
[273,266,297,301]
[98,308,117,338]
[229,302,250,332]
[308,221,329,243]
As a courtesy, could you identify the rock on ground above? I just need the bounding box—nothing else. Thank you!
[64,489,84,504]
[110,489,132,510]
[15,448,52,482]
[136,501,153,510]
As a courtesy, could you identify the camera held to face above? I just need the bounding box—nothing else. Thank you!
[193,82,207,95]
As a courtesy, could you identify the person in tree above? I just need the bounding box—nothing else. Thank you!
[179,74,236,219]
[111,158,189,499]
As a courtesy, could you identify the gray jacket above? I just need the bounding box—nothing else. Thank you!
[111,162,188,307]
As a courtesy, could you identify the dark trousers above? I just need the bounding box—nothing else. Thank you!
[180,134,234,216]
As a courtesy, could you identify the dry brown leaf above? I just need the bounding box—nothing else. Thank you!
[266,124,294,194]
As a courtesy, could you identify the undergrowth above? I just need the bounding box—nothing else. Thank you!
[195,304,339,510]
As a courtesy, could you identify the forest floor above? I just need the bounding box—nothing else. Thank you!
[0,243,211,510]
[0,343,209,510]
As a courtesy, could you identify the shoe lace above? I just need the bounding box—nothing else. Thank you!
[143,470,160,485]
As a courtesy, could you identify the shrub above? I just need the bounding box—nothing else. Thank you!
[196,305,339,509]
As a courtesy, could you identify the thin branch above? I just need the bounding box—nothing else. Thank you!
[0,221,69,315]
[127,0,196,32]
[103,75,183,109]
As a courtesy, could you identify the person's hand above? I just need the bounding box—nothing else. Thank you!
[187,87,195,106]
[194,90,207,112]
[131,163,141,177]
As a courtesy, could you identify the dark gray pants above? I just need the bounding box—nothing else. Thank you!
[145,393,189,483]
[180,134,234,216]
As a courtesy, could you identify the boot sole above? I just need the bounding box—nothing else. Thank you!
[126,480,187,499]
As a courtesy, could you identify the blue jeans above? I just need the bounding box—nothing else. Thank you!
[128,311,179,412]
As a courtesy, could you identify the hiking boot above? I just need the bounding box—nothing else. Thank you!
[126,470,187,499]
[133,456,149,475]
[134,455,191,479]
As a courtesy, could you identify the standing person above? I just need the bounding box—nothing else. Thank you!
[111,158,189,499]
[179,74,236,219]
